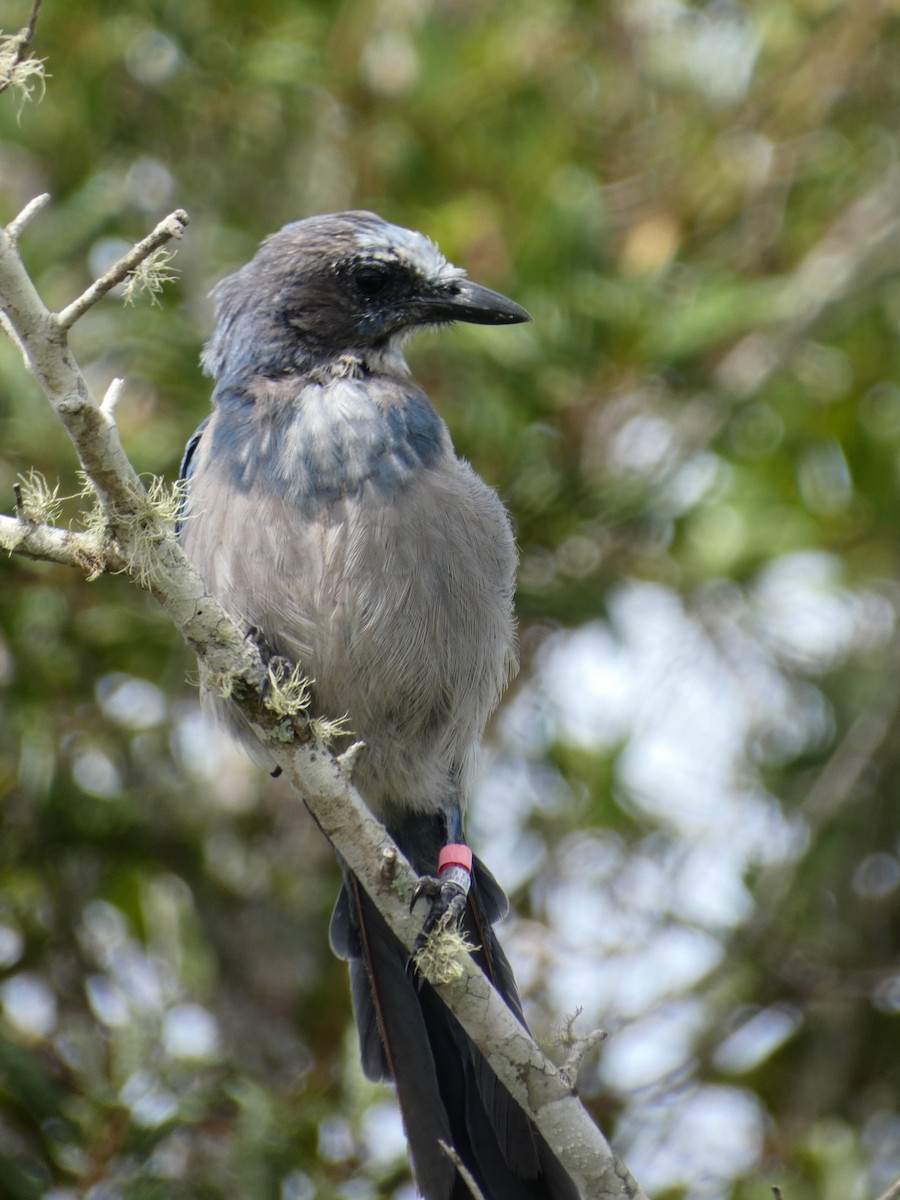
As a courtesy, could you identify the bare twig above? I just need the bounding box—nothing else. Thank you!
[0,208,186,531]
[22,0,40,44]
[0,511,118,576]
[57,208,189,330]
[100,377,126,419]
[561,1028,609,1086]
[439,1141,489,1200]
[6,191,50,243]
[0,0,45,101]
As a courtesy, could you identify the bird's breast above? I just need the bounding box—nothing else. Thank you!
[207,373,449,509]
[180,373,518,814]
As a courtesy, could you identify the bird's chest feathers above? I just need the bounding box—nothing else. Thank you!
[212,373,447,504]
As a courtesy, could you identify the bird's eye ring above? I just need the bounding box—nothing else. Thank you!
[353,265,392,297]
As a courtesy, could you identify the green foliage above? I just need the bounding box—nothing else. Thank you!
[2,0,900,1197]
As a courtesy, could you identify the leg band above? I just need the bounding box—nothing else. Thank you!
[438,843,473,874]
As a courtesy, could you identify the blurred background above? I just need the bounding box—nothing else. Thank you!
[1,1,899,1197]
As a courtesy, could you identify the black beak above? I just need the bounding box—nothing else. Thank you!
[416,278,531,326]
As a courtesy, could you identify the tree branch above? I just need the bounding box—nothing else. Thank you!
[0,510,117,574]
[56,208,189,330]
[0,199,647,1200]
[0,0,45,101]
[5,190,49,243]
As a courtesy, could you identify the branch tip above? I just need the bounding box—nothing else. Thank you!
[168,208,190,236]
[337,739,365,777]
[380,844,398,882]
[101,377,126,417]
[25,0,42,45]
[6,192,50,242]
[561,1028,608,1084]
[56,207,191,331]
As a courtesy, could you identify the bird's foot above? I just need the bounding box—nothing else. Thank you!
[245,628,295,778]
[246,628,299,708]
[410,844,473,953]
[412,873,468,940]
[245,624,281,667]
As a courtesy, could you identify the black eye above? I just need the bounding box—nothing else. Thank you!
[353,264,392,297]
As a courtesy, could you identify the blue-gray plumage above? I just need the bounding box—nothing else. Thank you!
[180,212,577,1200]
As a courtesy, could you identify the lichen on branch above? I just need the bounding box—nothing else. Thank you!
[0,1,46,108]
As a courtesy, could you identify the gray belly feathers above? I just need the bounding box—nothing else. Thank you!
[180,372,517,820]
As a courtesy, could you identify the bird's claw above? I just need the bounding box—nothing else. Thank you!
[247,630,294,705]
[245,624,280,666]
[410,873,441,910]
[246,630,295,778]
[411,874,469,954]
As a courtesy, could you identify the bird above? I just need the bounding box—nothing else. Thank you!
[178,212,578,1200]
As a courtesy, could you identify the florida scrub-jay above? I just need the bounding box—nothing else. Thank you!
[179,212,577,1200]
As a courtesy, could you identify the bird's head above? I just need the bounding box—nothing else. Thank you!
[202,211,530,380]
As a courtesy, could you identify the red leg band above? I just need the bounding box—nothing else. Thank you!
[438,843,473,874]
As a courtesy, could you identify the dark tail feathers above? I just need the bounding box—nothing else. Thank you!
[329,859,580,1200]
